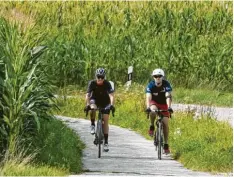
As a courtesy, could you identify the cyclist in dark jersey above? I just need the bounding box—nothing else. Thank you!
[145,68,173,154]
[84,68,115,152]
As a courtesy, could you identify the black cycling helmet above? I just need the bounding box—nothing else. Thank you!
[95,68,106,76]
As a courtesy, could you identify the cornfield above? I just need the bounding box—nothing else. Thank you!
[1,1,232,90]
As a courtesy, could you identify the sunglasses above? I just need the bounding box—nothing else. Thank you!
[97,75,105,79]
[153,75,163,78]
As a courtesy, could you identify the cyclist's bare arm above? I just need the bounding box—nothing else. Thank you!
[85,93,91,106]
[165,92,172,108]
[86,81,93,106]
[146,93,152,108]
[109,93,114,105]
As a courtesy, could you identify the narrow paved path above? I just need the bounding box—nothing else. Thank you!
[56,116,231,177]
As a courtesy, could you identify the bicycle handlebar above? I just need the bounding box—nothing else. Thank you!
[146,109,172,119]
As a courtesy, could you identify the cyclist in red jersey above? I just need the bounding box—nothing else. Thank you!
[145,68,173,154]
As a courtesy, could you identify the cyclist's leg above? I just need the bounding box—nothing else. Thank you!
[103,113,109,144]
[103,108,110,152]
[162,116,170,153]
[90,99,97,134]
[162,116,169,144]
[100,101,111,150]
[148,101,157,136]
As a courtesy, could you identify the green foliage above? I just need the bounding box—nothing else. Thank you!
[53,95,85,118]
[0,18,55,158]
[0,117,84,175]
[0,1,232,91]
[30,118,85,174]
[0,160,67,176]
[170,112,233,172]
[173,87,232,107]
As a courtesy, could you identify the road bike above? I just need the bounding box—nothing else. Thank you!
[147,109,171,160]
[86,106,114,158]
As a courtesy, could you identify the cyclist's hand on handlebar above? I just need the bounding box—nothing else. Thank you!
[145,107,151,113]
[168,107,173,113]
[110,105,115,112]
[106,105,115,117]
[105,104,115,111]
[84,105,91,112]
[145,107,151,119]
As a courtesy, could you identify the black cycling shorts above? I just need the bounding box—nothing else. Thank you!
[90,98,110,114]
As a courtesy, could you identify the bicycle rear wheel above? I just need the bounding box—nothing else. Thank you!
[158,122,162,160]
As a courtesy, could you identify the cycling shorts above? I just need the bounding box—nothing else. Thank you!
[90,99,110,114]
[150,100,170,117]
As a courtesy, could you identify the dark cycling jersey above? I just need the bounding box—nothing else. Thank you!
[145,80,172,104]
[87,80,114,107]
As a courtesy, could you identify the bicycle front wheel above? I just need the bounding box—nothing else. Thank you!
[97,120,102,158]
[158,122,162,160]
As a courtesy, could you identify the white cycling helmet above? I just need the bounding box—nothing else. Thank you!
[151,68,165,76]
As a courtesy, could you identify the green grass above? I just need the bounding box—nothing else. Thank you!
[1,161,67,176]
[56,83,233,108]
[174,87,233,107]
[32,118,85,174]
[170,112,232,172]
[0,117,85,176]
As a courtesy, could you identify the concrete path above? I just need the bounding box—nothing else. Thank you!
[56,116,232,177]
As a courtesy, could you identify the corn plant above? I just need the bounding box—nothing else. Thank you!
[0,18,55,159]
